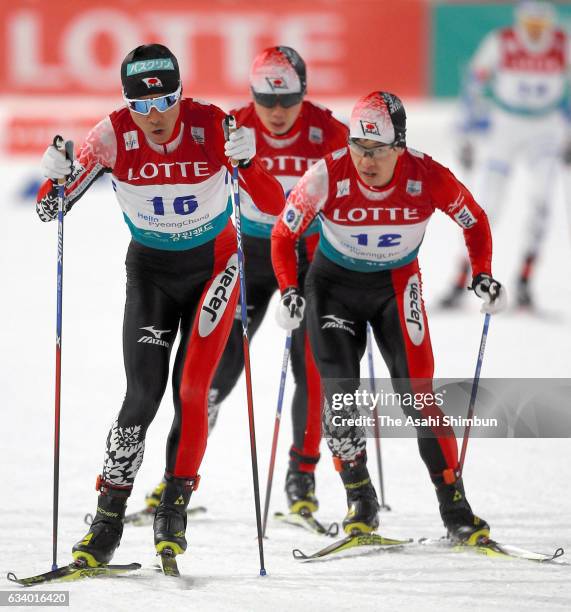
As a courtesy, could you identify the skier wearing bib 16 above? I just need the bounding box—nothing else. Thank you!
[442,0,571,309]
[36,44,284,566]
[272,91,507,542]
[143,46,348,520]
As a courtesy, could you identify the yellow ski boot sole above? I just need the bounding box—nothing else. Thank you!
[72,551,102,568]
[155,541,185,556]
[290,500,318,515]
[343,521,377,536]
[464,527,491,546]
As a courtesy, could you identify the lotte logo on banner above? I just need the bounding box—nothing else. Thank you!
[0,0,427,98]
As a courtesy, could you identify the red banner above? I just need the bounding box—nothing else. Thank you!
[0,0,427,155]
[0,0,427,99]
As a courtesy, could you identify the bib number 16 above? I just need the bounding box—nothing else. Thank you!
[149,195,198,216]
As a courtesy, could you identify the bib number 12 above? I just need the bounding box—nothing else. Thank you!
[351,233,401,247]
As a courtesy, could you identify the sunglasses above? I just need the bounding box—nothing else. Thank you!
[252,91,304,109]
[124,84,182,115]
[348,138,395,159]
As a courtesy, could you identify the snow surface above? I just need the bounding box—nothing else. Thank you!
[1,102,570,611]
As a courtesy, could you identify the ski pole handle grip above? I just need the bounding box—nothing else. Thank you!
[225,115,237,132]
[53,135,64,151]
[224,115,239,168]
[52,135,75,185]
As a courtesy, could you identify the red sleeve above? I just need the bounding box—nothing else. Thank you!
[429,159,492,278]
[272,228,299,292]
[210,106,285,215]
[271,159,329,291]
[237,157,285,215]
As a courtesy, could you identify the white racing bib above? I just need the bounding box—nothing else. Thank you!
[112,167,231,249]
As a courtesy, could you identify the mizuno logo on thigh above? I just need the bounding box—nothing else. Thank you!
[321,314,355,336]
[138,325,172,348]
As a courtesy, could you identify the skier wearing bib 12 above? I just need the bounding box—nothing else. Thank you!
[272,91,507,542]
[36,44,284,566]
[143,46,349,519]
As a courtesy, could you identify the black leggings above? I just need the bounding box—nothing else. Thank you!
[210,234,322,469]
[101,226,239,487]
[305,251,459,484]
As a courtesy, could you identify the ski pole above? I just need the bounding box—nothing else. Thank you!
[366,324,390,511]
[261,331,292,538]
[51,136,74,571]
[458,313,491,476]
[226,115,266,576]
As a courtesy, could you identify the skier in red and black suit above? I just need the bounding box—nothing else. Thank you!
[144,47,348,518]
[36,44,284,566]
[272,91,507,542]
[217,47,348,515]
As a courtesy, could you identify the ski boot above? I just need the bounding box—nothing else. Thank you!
[439,285,465,309]
[340,462,380,535]
[72,478,130,567]
[285,469,318,515]
[436,477,489,545]
[440,261,471,309]
[153,474,198,557]
[516,278,534,309]
[144,479,166,512]
[516,253,536,309]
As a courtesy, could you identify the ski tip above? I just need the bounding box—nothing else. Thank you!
[292,548,308,560]
[553,547,565,560]
[84,513,93,526]
[6,572,18,583]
